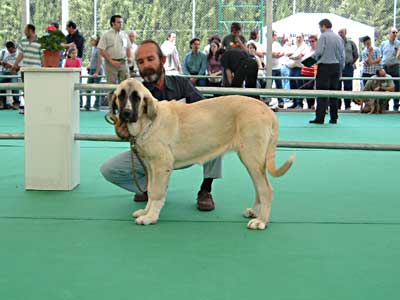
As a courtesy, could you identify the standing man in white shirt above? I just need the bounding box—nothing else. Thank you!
[271,31,285,108]
[98,15,131,84]
[128,30,138,77]
[160,32,182,75]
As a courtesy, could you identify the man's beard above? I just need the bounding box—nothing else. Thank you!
[140,64,163,84]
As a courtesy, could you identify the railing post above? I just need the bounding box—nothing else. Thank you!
[23,67,81,190]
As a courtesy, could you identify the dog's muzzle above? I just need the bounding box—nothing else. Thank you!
[120,109,138,123]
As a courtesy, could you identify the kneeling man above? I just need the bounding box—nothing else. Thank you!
[363,68,395,113]
[100,40,222,211]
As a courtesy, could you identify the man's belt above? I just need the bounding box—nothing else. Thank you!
[112,58,126,62]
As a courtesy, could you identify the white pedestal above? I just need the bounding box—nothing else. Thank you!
[23,68,81,190]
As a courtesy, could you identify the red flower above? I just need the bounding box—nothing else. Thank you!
[45,25,57,32]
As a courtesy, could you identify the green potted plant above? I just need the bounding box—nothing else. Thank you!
[38,25,66,67]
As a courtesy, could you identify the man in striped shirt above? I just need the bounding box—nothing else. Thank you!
[12,24,42,114]
[12,24,42,71]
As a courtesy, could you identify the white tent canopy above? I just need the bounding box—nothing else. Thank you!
[266,13,376,47]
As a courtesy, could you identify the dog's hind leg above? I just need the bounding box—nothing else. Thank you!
[238,150,272,230]
[134,160,173,225]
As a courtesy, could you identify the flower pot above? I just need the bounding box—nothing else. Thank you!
[43,50,60,67]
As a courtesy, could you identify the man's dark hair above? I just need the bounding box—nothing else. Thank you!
[230,22,242,32]
[51,22,59,29]
[66,20,77,29]
[26,24,35,32]
[110,15,122,27]
[139,40,164,59]
[5,41,16,49]
[208,33,221,44]
[361,35,371,43]
[190,38,200,48]
[319,19,332,29]
[250,29,258,40]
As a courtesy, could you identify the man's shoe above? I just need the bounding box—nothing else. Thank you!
[329,119,337,124]
[197,190,215,211]
[278,102,284,109]
[309,119,324,124]
[134,192,148,202]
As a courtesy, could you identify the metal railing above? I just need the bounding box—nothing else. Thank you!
[1,133,400,151]
[1,81,400,152]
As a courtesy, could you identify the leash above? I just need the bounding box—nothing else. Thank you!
[105,112,148,194]
[129,136,148,194]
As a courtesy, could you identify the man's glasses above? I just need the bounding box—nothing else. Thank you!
[308,40,316,43]
[392,31,398,34]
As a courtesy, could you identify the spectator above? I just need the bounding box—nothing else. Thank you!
[160,32,182,75]
[220,47,258,93]
[182,38,208,86]
[50,22,64,66]
[281,36,293,93]
[101,40,221,211]
[128,30,138,77]
[361,36,381,86]
[98,15,131,85]
[310,18,345,124]
[64,47,82,68]
[271,31,285,108]
[222,22,246,50]
[85,34,104,111]
[248,29,265,59]
[207,39,223,87]
[247,41,265,88]
[338,28,359,110]
[301,34,318,109]
[203,33,222,55]
[63,20,85,59]
[63,47,83,109]
[286,33,307,109]
[0,41,20,109]
[380,27,400,111]
[12,24,42,114]
[363,68,394,112]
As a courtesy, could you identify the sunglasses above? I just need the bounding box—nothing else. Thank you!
[392,31,398,34]
[309,40,316,42]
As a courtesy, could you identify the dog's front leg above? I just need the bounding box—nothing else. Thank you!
[134,160,172,225]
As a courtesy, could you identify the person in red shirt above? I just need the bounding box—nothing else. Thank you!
[64,47,83,108]
[64,47,82,68]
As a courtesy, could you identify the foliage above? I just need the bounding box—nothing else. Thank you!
[38,29,66,52]
[0,0,397,65]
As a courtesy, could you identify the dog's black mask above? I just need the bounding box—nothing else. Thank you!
[119,90,141,123]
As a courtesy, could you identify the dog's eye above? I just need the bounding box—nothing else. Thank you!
[118,89,127,102]
[131,91,141,102]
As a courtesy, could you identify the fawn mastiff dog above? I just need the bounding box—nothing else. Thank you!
[109,79,295,230]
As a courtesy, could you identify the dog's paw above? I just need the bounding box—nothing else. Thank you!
[132,209,147,218]
[247,218,267,230]
[135,214,158,225]
[243,208,258,218]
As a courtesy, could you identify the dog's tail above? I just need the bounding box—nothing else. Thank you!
[266,125,296,177]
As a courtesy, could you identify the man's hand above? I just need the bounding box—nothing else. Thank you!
[114,119,130,140]
[111,60,121,68]
[190,78,197,85]
[374,86,380,91]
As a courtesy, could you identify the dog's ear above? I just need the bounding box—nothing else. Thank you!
[143,94,158,121]
[106,91,118,122]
